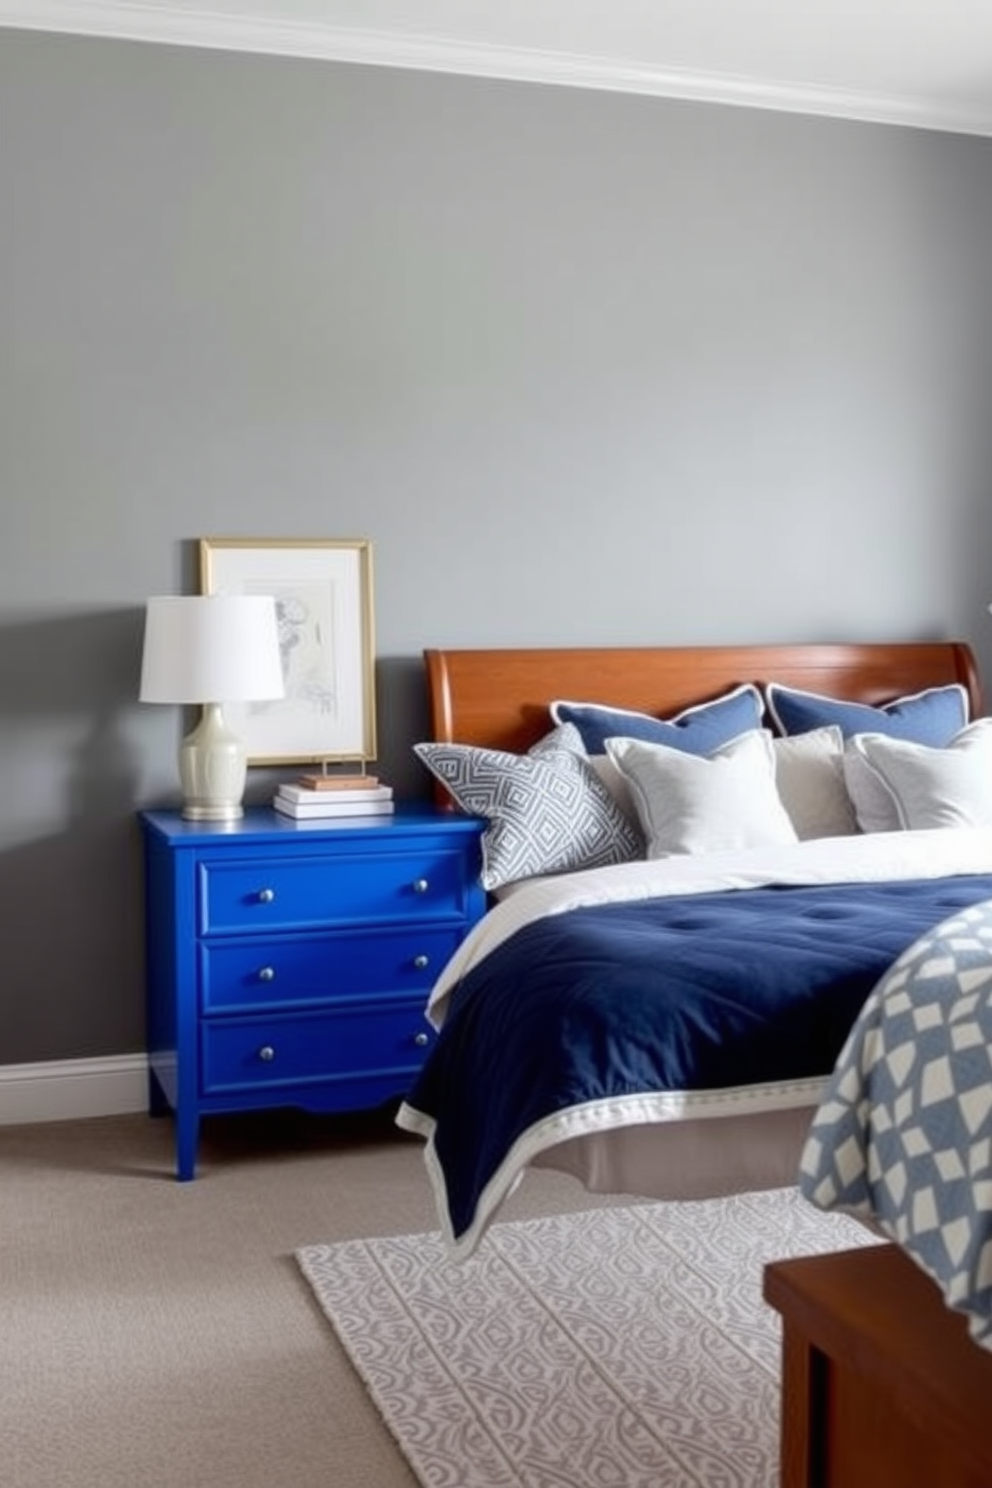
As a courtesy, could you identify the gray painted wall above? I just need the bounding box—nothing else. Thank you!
[2,29,992,1066]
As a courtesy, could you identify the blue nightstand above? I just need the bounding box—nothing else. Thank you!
[140,804,485,1179]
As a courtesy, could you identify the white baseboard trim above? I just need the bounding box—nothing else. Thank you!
[0,1053,148,1126]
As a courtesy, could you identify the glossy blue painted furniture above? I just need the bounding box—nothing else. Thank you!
[140,805,486,1179]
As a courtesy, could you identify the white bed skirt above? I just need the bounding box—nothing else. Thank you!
[530,1103,818,1202]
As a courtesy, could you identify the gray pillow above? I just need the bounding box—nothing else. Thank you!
[772,727,858,839]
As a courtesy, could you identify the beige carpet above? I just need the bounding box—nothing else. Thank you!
[2,1107,644,1488]
[298,1186,879,1488]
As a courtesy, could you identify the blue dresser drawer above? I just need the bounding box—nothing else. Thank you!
[200,926,463,1012]
[198,847,471,933]
[141,804,485,1178]
[200,1004,435,1094]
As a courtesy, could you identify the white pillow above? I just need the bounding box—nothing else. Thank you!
[844,720,992,831]
[604,730,799,858]
[772,726,858,839]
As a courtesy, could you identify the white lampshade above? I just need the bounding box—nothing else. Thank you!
[140,594,285,822]
[140,594,285,703]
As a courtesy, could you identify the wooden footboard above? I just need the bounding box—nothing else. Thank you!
[764,1244,992,1488]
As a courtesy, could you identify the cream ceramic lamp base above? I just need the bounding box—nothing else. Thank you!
[179,702,248,822]
[139,594,284,818]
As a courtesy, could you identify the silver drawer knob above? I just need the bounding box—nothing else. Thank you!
[412,878,429,894]
[258,966,275,982]
[258,1045,276,1062]
[257,888,275,904]
[414,1032,429,1047]
[413,954,429,970]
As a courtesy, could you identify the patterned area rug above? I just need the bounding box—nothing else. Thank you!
[297,1188,879,1488]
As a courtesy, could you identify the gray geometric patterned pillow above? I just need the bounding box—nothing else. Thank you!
[414,724,642,891]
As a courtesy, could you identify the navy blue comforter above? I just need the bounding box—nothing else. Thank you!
[401,875,992,1245]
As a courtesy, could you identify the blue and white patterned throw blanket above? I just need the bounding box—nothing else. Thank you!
[800,896,992,1350]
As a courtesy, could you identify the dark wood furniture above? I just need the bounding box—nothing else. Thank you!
[425,640,982,752]
[764,1243,992,1488]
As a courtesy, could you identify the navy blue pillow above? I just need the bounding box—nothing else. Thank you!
[765,683,968,746]
[550,684,764,756]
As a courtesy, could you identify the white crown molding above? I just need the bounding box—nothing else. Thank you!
[0,1052,147,1125]
[3,1,992,136]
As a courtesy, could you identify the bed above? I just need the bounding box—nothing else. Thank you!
[396,640,992,1260]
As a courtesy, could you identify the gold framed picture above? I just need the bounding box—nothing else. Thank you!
[199,538,376,765]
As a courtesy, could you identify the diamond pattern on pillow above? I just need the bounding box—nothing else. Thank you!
[414,725,641,891]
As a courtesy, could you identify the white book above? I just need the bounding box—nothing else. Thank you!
[272,796,395,820]
[276,782,393,805]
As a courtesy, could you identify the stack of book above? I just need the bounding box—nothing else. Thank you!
[272,774,395,821]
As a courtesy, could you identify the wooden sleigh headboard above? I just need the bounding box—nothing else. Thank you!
[424,641,982,752]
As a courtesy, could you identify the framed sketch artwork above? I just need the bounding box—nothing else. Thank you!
[199,538,377,765]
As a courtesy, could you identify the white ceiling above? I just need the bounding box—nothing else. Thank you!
[5,0,992,136]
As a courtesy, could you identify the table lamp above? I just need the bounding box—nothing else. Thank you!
[140,594,285,821]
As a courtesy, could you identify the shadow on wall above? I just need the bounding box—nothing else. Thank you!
[0,816,147,1062]
[0,607,147,1063]
[0,613,440,1065]
[366,653,435,799]
[243,652,438,806]
[0,606,147,813]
